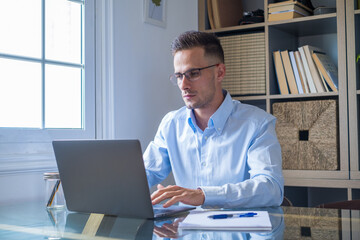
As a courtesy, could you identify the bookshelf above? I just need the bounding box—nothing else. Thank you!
[198,0,360,207]
[347,0,360,182]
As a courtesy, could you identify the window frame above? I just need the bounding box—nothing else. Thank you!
[0,0,96,174]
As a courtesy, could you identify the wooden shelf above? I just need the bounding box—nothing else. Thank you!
[284,178,360,189]
[233,92,339,101]
[232,95,266,101]
[267,13,337,36]
[283,170,348,180]
[269,92,338,99]
[267,12,337,23]
[204,22,265,34]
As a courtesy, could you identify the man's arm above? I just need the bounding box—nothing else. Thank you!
[200,117,284,208]
[143,113,174,189]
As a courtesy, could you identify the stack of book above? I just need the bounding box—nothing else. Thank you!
[273,45,338,95]
[268,0,313,22]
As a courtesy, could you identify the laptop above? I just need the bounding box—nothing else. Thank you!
[52,139,195,219]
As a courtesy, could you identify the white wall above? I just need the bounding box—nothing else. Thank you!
[112,0,198,149]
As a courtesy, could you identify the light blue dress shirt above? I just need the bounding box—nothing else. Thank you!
[143,91,284,208]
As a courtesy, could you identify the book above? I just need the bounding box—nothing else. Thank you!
[211,0,243,29]
[178,211,272,231]
[289,51,304,93]
[303,45,326,93]
[207,0,215,29]
[268,0,313,13]
[298,46,317,93]
[294,51,310,93]
[269,4,311,16]
[273,50,289,94]
[281,50,299,94]
[312,52,339,92]
[319,70,330,92]
[268,11,305,22]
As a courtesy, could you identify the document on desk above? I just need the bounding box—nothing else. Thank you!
[178,211,272,231]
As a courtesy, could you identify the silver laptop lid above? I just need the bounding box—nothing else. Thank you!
[53,139,154,219]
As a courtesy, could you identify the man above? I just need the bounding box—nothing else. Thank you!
[144,31,283,208]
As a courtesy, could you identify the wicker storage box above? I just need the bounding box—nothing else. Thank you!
[272,100,339,170]
[219,32,265,96]
[283,207,341,240]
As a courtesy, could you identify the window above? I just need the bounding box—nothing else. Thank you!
[0,0,95,173]
[0,0,90,129]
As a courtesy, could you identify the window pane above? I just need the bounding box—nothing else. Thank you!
[0,59,42,128]
[46,0,82,64]
[45,65,82,128]
[0,0,41,58]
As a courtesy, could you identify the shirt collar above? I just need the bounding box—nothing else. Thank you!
[187,90,233,135]
[210,90,233,135]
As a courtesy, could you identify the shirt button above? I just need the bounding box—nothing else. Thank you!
[201,162,206,167]
[204,136,208,140]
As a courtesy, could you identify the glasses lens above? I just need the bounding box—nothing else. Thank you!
[186,69,201,81]
[169,74,179,85]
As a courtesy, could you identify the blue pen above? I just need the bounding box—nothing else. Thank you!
[208,212,257,219]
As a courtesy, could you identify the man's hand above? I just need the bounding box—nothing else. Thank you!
[151,184,205,207]
[153,217,185,239]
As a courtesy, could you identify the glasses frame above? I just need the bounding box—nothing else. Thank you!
[169,64,219,85]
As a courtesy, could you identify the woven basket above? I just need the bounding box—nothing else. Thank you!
[283,207,341,240]
[272,100,339,170]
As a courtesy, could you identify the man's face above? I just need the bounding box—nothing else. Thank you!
[173,47,221,110]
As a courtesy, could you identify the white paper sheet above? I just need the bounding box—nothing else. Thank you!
[178,210,272,231]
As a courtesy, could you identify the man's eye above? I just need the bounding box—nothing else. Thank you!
[175,73,183,79]
[188,70,200,78]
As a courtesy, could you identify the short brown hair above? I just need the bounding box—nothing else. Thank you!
[171,31,224,63]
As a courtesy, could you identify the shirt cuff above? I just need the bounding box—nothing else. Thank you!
[198,186,226,208]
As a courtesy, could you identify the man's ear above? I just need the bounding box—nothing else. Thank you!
[216,63,226,83]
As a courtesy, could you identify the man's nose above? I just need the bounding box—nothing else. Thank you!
[179,75,191,90]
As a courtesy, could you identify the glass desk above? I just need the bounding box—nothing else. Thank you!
[0,201,358,239]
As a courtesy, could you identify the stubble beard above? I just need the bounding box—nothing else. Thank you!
[182,76,216,110]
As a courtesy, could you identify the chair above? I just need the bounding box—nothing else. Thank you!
[317,199,360,210]
[281,196,293,206]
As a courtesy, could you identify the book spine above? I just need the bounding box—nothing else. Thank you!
[294,51,309,93]
[299,46,317,93]
[281,50,298,94]
[289,51,304,94]
[303,45,325,93]
[273,50,289,95]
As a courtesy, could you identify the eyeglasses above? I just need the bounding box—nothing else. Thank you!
[169,64,219,85]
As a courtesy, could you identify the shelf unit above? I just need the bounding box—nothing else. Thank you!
[347,0,360,180]
[198,0,360,206]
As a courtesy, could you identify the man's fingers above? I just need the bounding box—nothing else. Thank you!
[161,223,178,233]
[153,226,178,238]
[162,195,185,208]
[151,185,205,207]
[151,185,179,201]
[152,189,183,205]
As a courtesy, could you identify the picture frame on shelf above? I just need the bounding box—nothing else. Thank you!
[143,0,166,28]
